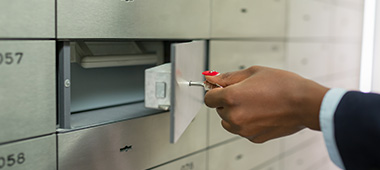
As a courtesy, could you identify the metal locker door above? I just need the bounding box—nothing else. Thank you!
[57,0,210,39]
[0,135,56,170]
[0,0,55,38]
[0,41,56,144]
[145,41,207,143]
[170,41,207,143]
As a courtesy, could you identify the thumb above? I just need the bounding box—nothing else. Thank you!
[204,68,255,87]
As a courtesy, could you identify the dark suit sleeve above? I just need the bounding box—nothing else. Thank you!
[334,91,380,170]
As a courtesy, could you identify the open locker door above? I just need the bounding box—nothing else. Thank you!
[170,41,206,143]
[145,41,206,143]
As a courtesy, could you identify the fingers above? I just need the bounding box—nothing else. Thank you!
[247,126,304,143]
[204,88,225,108]
[204,66,262,108]
[216,107,229,121]
[245,129,276,144]
[205,67,256,87]
[221,120,239,134]
[216,107,240,134]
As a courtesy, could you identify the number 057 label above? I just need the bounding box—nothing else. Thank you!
[0,53,23,65]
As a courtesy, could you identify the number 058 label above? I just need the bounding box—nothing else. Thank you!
[0,153,26,169]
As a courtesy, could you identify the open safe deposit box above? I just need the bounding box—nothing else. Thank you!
[58,41,206,142]
[56,1,210,169]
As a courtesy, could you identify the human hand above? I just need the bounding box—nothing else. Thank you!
[204,66,329,143]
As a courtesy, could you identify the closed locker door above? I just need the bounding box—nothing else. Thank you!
[0,41,56,143]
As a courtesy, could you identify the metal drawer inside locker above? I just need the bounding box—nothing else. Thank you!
[70,42,161,113]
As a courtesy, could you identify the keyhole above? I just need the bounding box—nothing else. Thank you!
[272,45,279,52]
[120,145,132,152]
[303,14,311,21]
[235,154,243,160]
[301,58,308,65]
[296,159,304,165]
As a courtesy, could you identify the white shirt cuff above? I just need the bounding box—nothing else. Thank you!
[320,88,347,169]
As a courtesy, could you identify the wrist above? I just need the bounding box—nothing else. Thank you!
[299,80,329,131]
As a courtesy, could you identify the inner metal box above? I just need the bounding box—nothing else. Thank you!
[58,41,163,130]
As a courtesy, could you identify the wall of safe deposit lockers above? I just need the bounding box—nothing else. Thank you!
[0,0,363,170]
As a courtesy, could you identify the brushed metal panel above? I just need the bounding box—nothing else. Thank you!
[149,152,206,170]
[281,129,319,152]
[331,5,363,41]
[333,0,363,11]
[0,135,56,170]
[57,0,210,39]
[209,41,285,72]
[208,109,237,146]
[287,0,333,38]
[208,40,285,146]
[253,161,280,170]
[0,41,56,143]
[281,137,328,170]
[211,0,286,38]
[329,43,361,75]
[207,138,280,170]
[58,109,207,170]
[286,42,332,79]
[315,75,359,90]
[171,41,206,143]
[287,42,361,83]
[0,0,55,38]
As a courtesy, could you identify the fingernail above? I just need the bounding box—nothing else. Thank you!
[202,70,220,76]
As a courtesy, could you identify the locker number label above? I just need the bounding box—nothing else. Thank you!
[180,162,194,170]
[0,53,23,65]
[0,153,26,169]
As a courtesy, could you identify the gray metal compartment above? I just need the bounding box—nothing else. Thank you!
[58,110,207,170]
[0,41,56,144]
[0,134,56,170]
[211,0,286,39]
[0,0,55,38]
[57,0,210,39]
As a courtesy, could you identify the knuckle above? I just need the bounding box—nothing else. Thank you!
[204,90,220,108]
[203,94,213,107]
[252,138,267,144]
[221,121,238,134]
[227,109,245,126]
[238,130,252,138]
[249,136,269,144]
[247,65,261,73]
[228,114,244,126]
[220,72,232,80]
